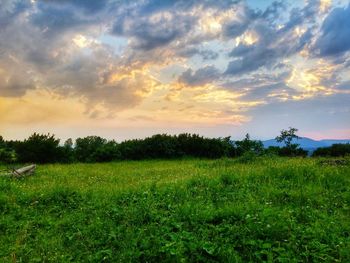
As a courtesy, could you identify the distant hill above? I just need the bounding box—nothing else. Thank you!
[262,137,350,152]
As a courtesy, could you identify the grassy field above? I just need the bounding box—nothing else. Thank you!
[0,157,349,262]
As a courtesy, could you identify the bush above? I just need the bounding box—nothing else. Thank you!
[278,146,308,157]
[234,134,264,156]
[5,131,345,164]
[11,133,61,163]
[264,145,307,157]
[118,134,234,160]
[312,143,350,157]
[0,136,17,163]
[75,136,120,162]
[0,148,17,163]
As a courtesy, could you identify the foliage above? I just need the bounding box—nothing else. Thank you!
[10,133,61,163]
[312,143,350,157]
[58,138,75,163]
[75,136,120,162]
[0,136,17,163]
[265,145,307,157]
[119,134,234,160]
[275,127,300,148]
[0,148,17,163]
[275,127,307,157]
[234,133,264,156]
[264,146,281,156]
[278,144,308,157]
[0,130,348,163]
[0,136,4,148]
[0,158,349,261]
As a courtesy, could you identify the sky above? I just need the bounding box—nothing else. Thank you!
[0,0,350,141]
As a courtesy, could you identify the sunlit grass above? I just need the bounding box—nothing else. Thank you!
[0,157,349,262]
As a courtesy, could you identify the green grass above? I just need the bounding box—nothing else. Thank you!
[1,157,349,262]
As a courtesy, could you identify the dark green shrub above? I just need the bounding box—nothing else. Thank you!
[234,134,264,156]
[313,143,350,157]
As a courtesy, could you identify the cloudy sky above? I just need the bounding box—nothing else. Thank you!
[1,0,349,141]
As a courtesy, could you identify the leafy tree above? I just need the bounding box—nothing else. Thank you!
[58,138,75,163]
[93,140,121,162]
[0,136,17,163]
[0,148,17,163]
[312,143,350,157]
[276,127,300,148]
[0,136,4,147]
[275,127,307,157]
[64,138,73,148]
[75,136,120,162]
[264,146,281,156]
[14,133,61,163]
[75,136,106,162]
[234,134,264,156]
[118,133,234,160]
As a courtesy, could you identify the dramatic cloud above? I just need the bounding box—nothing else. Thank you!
[39,0,110,13]
[0,0,349,140]
[314,4,350,57]
[112,10,195,51]
[225,1,321,76]
[179,66,220,86]
[0,57,36,97]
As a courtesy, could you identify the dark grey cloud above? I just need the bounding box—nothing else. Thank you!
[179,66,220,86]
[0,0,347,120]
[281,1,318,33]
[222,4,258,38]
[177,47,219,61]
[226,27,312,76]
[30,0,109,39]
[39,0,110,14]
[261,1,286,20]
[222,1,286,38]
[199,50,219,60]
[0,78,35,97]
[111,0,244,52]
[39,45,157,112]
[314,4,350,57]
[226,46,277,75]
[140,0,241,14]
[0,56,36,97]
[222,70,296,101]
[225,1,319,76]
[112,9,195,51]
[0,80,35,97]
[31,6,90,37]
[0,0,149,110]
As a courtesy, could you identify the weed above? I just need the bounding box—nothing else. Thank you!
[0,158,349,261]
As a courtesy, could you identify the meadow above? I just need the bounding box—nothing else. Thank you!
[0,157,349,262]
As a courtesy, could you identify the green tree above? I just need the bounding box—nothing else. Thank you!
[276,127,300,149]
[0,136,4,147]
[0,148,17,163]
[58,138,75,163]
[235,133,264,156]
[15,133,61,163]
[312,143,350,157]
[0,136,17,163]
[275,127,307,157]
[75,136,120,162]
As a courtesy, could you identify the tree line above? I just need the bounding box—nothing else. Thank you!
[0,128,348,164]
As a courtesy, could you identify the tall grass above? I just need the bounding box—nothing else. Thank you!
[0,157,349,262]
